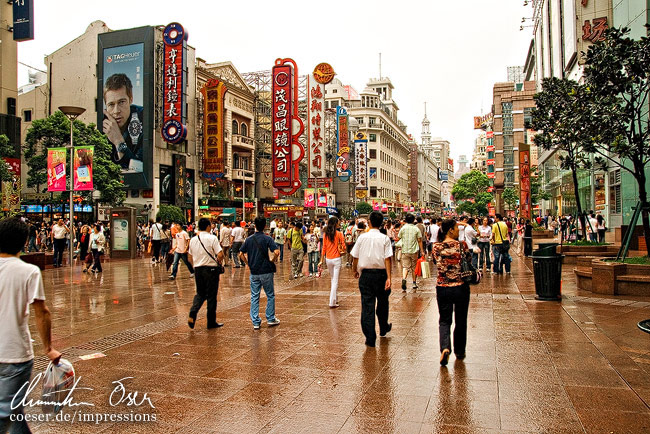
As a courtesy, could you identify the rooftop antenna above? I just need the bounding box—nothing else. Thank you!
[379,53,382,79]
[424,101,427,116]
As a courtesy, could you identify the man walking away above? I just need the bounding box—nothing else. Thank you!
[287,221,305,279]
[239,217,281,330]
[169,225,195,280]
[150,217,164,264]
[351,211,393,347]
[491,214,511,275]
[0,218,61,434]
[51,219,69,267]
[219,222,232,266]
[396,214,423,291]
[187,218,225,329]
[230,221,246,268]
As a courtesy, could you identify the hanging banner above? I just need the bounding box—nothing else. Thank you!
[1,158,21,212]
[47,148,67,192]
[519,149,531,220]
[13,0,34,42]
[317,188,328,208]
[272,59,304,195]
[201,79,226,179]
[336,106,351,181]
[73,146,94,191]
[304,188,315,208]
[354,132,368,192]
[307,73,325,178]
[327,193,336,208]
[161,22,188,144]
[173,154,186,208]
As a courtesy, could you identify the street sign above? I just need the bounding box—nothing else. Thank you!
[353,210,359,217]
[13,0,34,42]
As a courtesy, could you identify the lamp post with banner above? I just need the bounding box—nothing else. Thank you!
[59,106,86,266]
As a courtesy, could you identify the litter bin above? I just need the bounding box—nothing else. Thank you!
[536,243,558,256]
[532,246,563,301]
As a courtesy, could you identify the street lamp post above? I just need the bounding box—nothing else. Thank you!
[59,106,86,267]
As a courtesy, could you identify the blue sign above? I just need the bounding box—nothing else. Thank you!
[326,207,338,215]
[353,210,359,217]
[13,0,34,42]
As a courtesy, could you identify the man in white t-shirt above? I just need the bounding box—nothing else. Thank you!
[187,218,225,329]
[219,223,232,266]
[230,221,246,268]
[169,225,195,280]
[0,218,60,433]
[51,219,69,267]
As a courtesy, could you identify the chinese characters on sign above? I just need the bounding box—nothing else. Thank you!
[308,74,324,178]
[173,154,186,208]
[336,106,352,181]
[161,23,187,144]
[582,17,608,42]
[519,150,531,220]
[272,59,304,196]
[201,79,227,179]
[354,132,368,193]
[1,158,21,212]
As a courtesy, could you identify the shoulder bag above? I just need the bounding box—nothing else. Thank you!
[196,233,224,275]
[251,235,277,273]
[497,223,510,254]
[459,241,481,285]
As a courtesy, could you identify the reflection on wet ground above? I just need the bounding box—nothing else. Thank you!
[27,251,650,433]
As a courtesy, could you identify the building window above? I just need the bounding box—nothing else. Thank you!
[369,134,377,142]
[23,110,32,122]
[333,89,337,93]
[369,117,376,126]
[609,169,621,214]
[369,149,377,159]
[502,102,513,134]
[232,120,239,135]
[233,153,239,169]
[241,123,248,137]
[370,186,377,197]
[356,117,364,125]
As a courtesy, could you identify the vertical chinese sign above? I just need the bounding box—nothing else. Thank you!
[354,131,368,198]
[486,131,495,179]
[1,158,21,212]
[308,63,335,179]
[201,79,226,179]
[336,106,351,181]
[73,146,94,191]
[161,23,187,144]
[272,58,304,196]
[519,148,531,220]
[47,148,67,192]
[173,154,186,208]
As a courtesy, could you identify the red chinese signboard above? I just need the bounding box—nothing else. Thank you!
[486,145,495,152]
[582,17,607,42]
[201,79,227,179]
[486,159,495,166]
[161,23,187,144]
[487,172,495,179]
[272,59,304,196]
[308,73,325,178]
[519,150,531,220]
[486,131,494,139]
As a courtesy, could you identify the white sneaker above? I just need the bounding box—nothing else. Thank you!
[190,273,195,278]
[267,318,281,327]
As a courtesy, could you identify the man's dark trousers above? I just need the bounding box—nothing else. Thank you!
[359,269,391,345]
[53,238,66,266]
[189,266,220,327]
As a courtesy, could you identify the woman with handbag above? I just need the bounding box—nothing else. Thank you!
[89,224,106,274]
[77,225,90,272]
[318,217,346,308]
[432,219,471,366]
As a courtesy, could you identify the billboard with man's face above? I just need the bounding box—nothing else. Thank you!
[97,27,154,189]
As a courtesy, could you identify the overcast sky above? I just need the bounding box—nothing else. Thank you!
[17,0,533,164]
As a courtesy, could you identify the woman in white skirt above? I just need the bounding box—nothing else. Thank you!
[318,217,346,308]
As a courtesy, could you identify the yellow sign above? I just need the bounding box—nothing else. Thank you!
[313,63,335,84]
[356,190,367,199]
[355,131,368,141]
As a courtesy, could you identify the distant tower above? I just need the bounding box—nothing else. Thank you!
[421,102,431,147]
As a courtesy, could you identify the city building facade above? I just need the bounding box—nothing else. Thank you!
[471,133,488,174]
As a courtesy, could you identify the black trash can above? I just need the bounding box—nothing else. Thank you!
[536,242,558,257]
[532,252,563,301]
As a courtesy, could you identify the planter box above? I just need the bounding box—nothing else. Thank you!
[558,245,618,265]
[574,257,650,296]
[532,230,555,239]
[20,252,45,270]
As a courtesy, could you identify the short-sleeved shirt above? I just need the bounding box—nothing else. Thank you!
[306,233,320,253]
[432,240,466,287]
[274,227,287,245]
[175,231,191,254]
[188,232,222,267]
[350,229,393,272]
[287,228,303,250]
[52,224,67,239]
[220,226,232,247]
[398,224,422,254]
[0,257,46,363]
[150,223,163,241]
[231,227,245,243]
[492,222,509,244]
[240,232,279,275]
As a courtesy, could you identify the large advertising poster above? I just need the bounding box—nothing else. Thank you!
[113,218,129,251]
[73,146,94,191]
[201,79,226,178]
[304,188,315,208]
[1,158,21,212]
[336,106,351,181]
[47,148,67,192]
[159,164,173,204]
[98,27,154,189]
[354,132,368,194]
[317,188,328,208]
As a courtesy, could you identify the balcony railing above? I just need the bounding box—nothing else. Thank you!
[231,169,254,180]
[232,134,254,147]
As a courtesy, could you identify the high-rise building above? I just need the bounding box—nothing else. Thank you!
[471,133,488,174]
[456,154,470,178]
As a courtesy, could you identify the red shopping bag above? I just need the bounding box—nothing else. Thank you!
[415,256,425,277]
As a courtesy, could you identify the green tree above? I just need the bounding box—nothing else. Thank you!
[531,77,592,238]
[356,201,372,215]
[157,204,185,223]
[501,188,518,211]
[451,170,493,215]
[530,166,551,206]
[0,134,18,182]
[24,111,125,205]
[581,27,650,254]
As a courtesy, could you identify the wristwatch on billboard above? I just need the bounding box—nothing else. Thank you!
[127,112,142,145]
[117,142,129,154]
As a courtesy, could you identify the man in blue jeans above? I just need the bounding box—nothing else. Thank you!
[0,217,61,434]
[239,217,281,330]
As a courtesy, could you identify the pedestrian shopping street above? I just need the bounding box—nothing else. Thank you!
[26,254,650,434]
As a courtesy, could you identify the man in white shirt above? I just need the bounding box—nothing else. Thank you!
[431,218,441,244]
[149,217,164,264]
[51,219,69,267]
[230,221,246,268]
[169,225,195,280]
[219,223,232,266]
[0,218,60,433]
[350,211,393,348]
[588,212,599,242]
[458,215,468,243]
[187,218,225,329]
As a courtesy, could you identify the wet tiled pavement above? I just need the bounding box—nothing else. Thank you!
[24,250,650,433]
